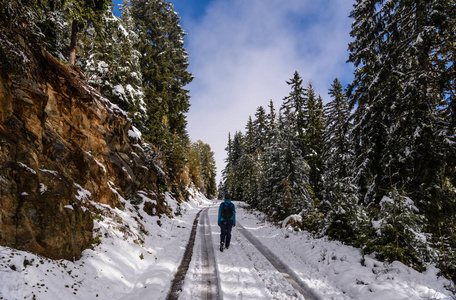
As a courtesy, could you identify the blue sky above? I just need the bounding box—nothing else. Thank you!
[112,0,355,183]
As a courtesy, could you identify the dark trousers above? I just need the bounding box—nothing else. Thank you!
[220,220,234,247]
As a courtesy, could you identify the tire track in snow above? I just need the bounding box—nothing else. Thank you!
[200,207,222,300]
[168,206,321,299]
[211,208,274,299]
[166,209,202,300]
[232,232,305,299]
[237,223,322,300]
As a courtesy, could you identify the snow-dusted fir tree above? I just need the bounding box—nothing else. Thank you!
[347,0,385,205]
[348,0,456,270]
[131,0,192,146]
[237,150,261,207]
[231,131,246,202]
[200,142,217,199]
[372,189,433,270]
[323,78,351,184]
[79,4,117,91]
[281,71,306,152]
[260,113,311,221]
[221,131,245,202]
[244,116,256,155]
[80,2,146,129]
[349,0,455,205]
[64,0,111,66]
[303,83,325,201]
[266,100,277,144]
[235,117,259,205]
[240,108,270,207]
[252,106,268,154]
[1,0,68,61]
[118,0,147,129]
[130,0,193,186]
[322,78,359,241]
[221,132,233,194]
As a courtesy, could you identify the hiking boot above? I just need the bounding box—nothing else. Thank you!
[220,242,224,252]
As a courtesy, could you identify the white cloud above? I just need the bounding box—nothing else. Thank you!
[183,0,355,184]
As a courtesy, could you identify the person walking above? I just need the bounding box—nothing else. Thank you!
[218,193,236,252]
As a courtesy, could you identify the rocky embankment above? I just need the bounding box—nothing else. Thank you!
[0,30,169,260]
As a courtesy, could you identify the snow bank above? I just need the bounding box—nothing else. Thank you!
[0,186,212,300]
[237,204,454,300]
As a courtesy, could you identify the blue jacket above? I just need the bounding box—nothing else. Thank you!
[218,199,236,226]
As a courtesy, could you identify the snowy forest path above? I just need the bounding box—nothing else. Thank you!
[166,209,203,300]
[236,222,322,300]
[172,204,324,299]
[166,206,221,300]
[200,207,222,299]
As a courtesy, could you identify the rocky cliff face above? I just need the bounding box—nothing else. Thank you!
[0,32,169,260]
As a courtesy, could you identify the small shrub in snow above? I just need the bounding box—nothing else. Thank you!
[366,192,435,271]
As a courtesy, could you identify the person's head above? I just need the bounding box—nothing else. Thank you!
[225,193,231,200]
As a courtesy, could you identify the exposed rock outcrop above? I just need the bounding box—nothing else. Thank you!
[0,31,169,260]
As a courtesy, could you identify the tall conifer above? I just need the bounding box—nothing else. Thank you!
[303,83,325,201]
[130,0,193,184]
[323,78,358,241]
[348,0,456,268]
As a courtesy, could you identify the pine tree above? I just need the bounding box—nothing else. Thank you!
[323,78,358,241]
[237,150,261,207]
[131,0,192,145]
[303,82,325,201]
[252,106,268,153]
[348,0,456,272]
[63,0,110,66]
[130,0,193,185]
[221,133,233,193]
[75,2,147,131]
[266,100,277,145]
[200,142,217,199]
[348,0,455,207]
[221,132,235,199]
[371,190,432,270]
[230,131,245,202]
[260,113,311,221]
[118,0,147,129]
[324,78,351,180]
[217,179,226,200]
[281,71,306,152]
[221,131,246,202]
[244,116,256,155]
[1,0,69,61]
[239,112,267,207]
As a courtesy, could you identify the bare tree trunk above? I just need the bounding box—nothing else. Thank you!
[69,20,78,66]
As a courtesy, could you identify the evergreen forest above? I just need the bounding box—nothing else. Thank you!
[219,0,456,281]
[0,0,217,199]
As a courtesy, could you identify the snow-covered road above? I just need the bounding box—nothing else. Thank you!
[236,221,320,299]
[177,204,336,299]
[177,202,453,300]
[0,195,453,299]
